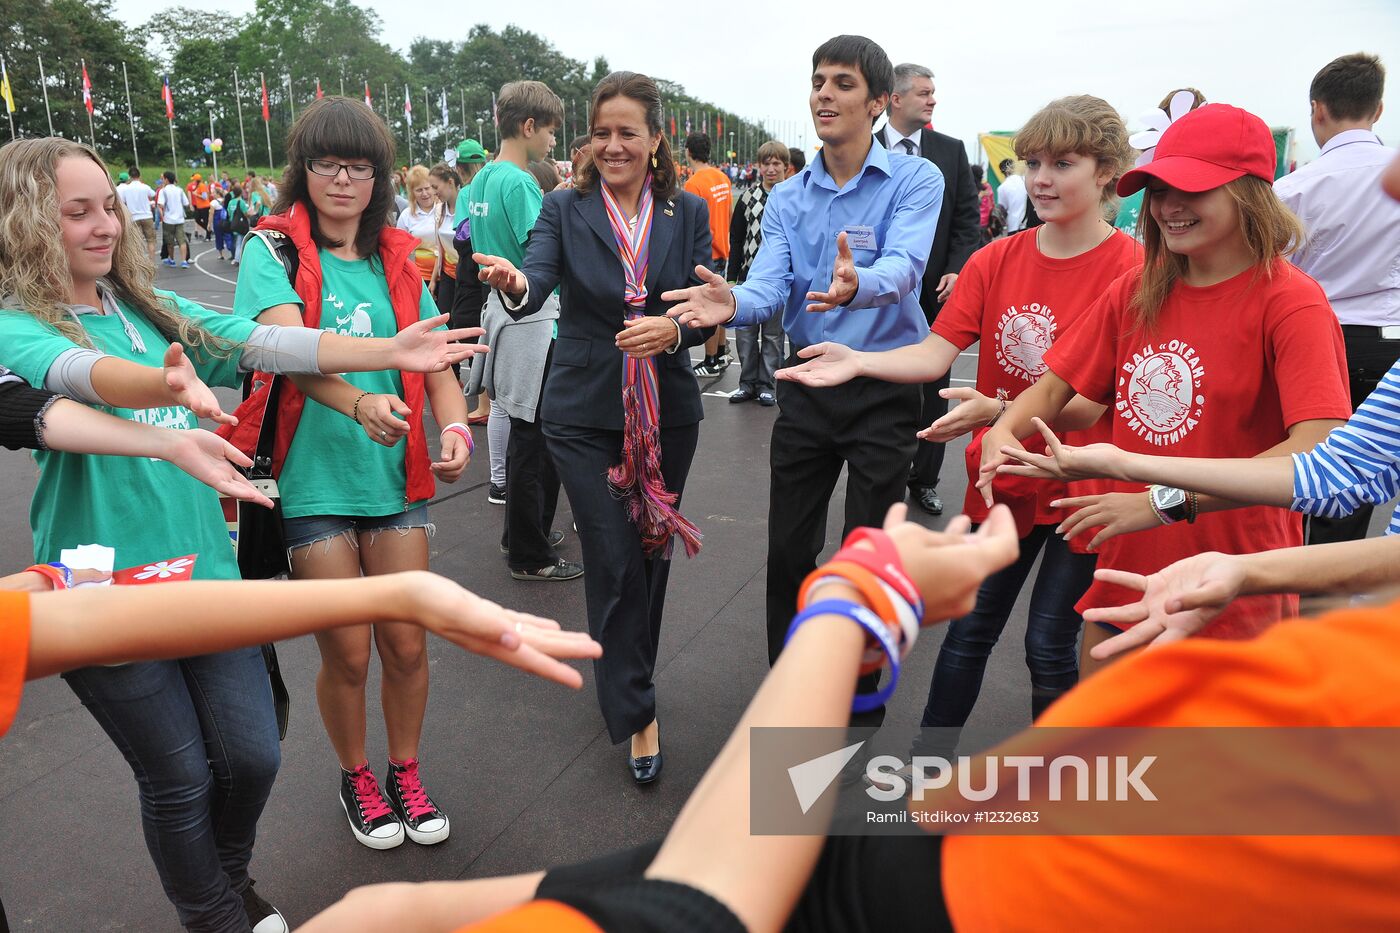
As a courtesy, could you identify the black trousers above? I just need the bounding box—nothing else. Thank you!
[433,271,456,318]
[538,833,950,933]
[766,364,921,720]
[1307,329,1400,546]
[544,420,699,743]
[502,348,562,570]
[909,368,951,488]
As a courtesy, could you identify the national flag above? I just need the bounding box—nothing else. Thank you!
[81,62,94,115]
[113,554,198,585]
[315,78,323,100]
[1,59,16,115]
[261,76,270,121]
[403,85,412,127]
[161,74,174,120]
[717,115,723,136]
[364,81,372,109]
[685,111,691,135]
[669,113,676,136]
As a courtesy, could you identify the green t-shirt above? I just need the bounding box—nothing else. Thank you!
[0,291,255,580]
[453,187,471,230]
[233,235,439,519]
[465,160,542,267]
[1114,190,1144,237]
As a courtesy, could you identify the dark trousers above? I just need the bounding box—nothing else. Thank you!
[766,366,921,720]
[502,348,562,570]
[909,368,951,488]
[1307,329,1400,545]
[544,420,699,743]
[916,524,1095,758]
[62,648,280,933]
[433,272,456,318]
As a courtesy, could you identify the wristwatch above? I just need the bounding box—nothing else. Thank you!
[1148,485,1191,525]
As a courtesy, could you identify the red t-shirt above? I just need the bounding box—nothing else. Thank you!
[931,228,1142,525]
[1044,260,1350,637]
[0,592,31,738]
[944,599,1400,932]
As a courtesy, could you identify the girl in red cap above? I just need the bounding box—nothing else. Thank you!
[978,102,1352,669]
[777,95,1141,736]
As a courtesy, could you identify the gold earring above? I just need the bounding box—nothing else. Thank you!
[651,151,658,168]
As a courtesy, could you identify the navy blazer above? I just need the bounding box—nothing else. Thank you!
[507,185,715,431]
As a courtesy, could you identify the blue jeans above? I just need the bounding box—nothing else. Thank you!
[63,647,281,932]
[919,524,1095,742]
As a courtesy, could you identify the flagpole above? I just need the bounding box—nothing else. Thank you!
[232,69,249,169]
[339,74,345,97]
[459,87,466,139]
[1,55,15,141]
[422,86,430,154]
[121,62,139,170]
[261,72,274,171]
[81,59,96,147]
[403,85,413,166]
[38,53,54,136]
[168,117,177,171]
[285,74,295,120]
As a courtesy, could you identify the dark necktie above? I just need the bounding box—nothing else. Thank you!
[900,138,916,155]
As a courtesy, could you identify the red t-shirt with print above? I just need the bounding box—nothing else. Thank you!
[1044,260,1350,638]
[931,227,1142,525]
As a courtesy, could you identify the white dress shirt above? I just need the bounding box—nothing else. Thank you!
[1274,129,1400,327]
[997,173,1028,232]
[883,124,923,157]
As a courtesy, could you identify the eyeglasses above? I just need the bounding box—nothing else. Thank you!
[305,159,376,181]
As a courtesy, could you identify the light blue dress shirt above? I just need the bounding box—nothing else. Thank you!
[730,138,943,352]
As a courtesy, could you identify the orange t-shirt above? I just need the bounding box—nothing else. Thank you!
[943,599,1400,932]
[0,591,31,737]
[455,900,600,932]
[684,166,732,261]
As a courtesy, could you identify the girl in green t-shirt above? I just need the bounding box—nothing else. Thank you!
[0,136,482,932]
[233,97,474,854]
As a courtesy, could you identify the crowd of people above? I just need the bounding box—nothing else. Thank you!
[1,30,1399,933]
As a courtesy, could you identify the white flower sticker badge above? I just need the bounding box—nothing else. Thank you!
[133,558,195,581]
[1130,90,1203,167]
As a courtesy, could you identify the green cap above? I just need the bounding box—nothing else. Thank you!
[118,171,130,182]
[455,139,488,164]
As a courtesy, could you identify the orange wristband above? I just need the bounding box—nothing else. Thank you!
[800,560,904,665]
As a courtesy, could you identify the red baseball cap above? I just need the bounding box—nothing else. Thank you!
[1118,103,1275,196]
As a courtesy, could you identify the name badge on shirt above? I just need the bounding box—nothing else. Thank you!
[842,225,878,251]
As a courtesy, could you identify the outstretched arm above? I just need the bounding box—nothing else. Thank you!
[24,571,599,683]
[777,331,962,389]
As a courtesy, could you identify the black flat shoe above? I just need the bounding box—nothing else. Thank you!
[629,750,663,784]
[910,486,944,516]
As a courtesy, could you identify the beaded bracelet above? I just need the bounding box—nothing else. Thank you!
[26,562,72,590]
[350,391,372,425]
[784,598,901,713]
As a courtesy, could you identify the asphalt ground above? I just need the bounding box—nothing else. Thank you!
[1,233,1388,930]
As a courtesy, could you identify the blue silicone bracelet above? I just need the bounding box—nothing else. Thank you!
[47,562,74,590]
[783,598,901,713]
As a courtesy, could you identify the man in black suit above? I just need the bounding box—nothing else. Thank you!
[878,63,981,516]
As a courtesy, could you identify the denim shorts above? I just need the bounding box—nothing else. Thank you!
[283,504,433,553]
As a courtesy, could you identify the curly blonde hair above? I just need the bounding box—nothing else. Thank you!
[0,137,231,356]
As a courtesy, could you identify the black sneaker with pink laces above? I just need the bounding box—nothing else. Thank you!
[339,763,404,850]
[386,757,451,845]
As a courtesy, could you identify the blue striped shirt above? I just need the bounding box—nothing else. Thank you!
[1292,360,1400,535]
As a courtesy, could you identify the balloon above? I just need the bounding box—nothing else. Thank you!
[204,145,213,153]
[214,138,223,148]
[202,137,212,147]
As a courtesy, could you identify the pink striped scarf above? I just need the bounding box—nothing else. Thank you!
[600,176,702,558]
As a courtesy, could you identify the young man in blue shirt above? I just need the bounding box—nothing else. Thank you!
[665,35,942,716]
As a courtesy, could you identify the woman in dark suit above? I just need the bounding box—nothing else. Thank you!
[475,71,714,784]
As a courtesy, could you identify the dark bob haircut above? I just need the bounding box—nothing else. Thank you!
[274,96,399,259]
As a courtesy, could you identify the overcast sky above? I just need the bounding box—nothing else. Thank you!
[113,0,1399,164]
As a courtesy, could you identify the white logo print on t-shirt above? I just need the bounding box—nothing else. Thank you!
[1116,339,1206,446]
[325,291,373,338]
[995,303,1056,382]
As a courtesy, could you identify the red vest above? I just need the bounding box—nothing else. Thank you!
[219,204,435,504]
